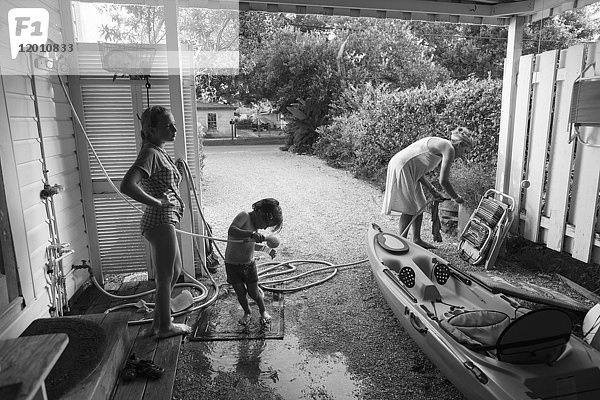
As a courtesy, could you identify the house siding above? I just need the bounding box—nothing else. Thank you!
[197,104,235,137]
[0,0,90,339]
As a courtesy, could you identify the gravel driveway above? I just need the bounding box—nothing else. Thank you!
[174,144,465,399]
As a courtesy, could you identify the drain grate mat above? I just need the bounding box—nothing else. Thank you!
[191,289,284,341]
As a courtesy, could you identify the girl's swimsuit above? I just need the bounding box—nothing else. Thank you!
[133,143,184,234]
[225,261,259,285]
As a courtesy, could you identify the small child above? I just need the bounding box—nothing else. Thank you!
[225,198,283,325]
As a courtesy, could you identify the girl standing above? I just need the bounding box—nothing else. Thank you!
[121,106,192,338]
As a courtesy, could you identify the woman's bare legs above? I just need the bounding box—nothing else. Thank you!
[144,224,192,338]
[399,213,413,238]
[399,213,435,249]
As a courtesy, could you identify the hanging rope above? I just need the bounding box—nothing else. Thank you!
[144,75,151,107]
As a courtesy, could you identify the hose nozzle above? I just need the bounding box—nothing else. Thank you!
[265,236,280,248]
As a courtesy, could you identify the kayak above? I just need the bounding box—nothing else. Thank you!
[366,223,600,400]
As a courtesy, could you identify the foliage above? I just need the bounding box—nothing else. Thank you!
[440,78,503,165]
[314,113,365,169]
[246,30,342,152]
[314,78,502,187]
[450,160,497,209]
[239,12,289,67]
[178,8,239,52]
[330,18,450,90]
[409,7,600,80]
[250,30,342,111]
[240,14,455,154]
[409,23,507,80]
[284,99,329,153]
[98,4,166,44]
[98,6,599,100]
[524,8,600,54]
[97,3,242,104]
[207,14,452,107]
[98,3,238,50]
[316,82,447,185]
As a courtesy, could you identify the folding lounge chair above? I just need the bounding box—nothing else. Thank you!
[458,189,515,269]
[568,63,600,147]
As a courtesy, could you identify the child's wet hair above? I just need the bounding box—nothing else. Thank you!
[252,198,283,232]
[139,105,169,140]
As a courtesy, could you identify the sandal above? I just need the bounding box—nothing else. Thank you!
[137,359,164,379]
[121,355,138,381]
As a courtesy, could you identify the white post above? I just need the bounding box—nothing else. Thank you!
[164,0,196,281]
[496,16,525,196]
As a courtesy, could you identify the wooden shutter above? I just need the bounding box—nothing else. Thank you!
[80,81,147,274]
[78,76,198,275]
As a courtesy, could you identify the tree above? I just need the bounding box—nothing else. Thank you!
[408,23,506,80]
[248,30,341,108]
[98,4,166,44]
[178,8,238,52]
[332,18,450,90]
[524,8,600,54]
[194,12,288,103]
[97,3,239,67]
[409,6,600,80]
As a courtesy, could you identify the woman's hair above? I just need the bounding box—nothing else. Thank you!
[450,126,474,148]
[450,126,473,147]
[252,198,283,232]
[140,106,169,140]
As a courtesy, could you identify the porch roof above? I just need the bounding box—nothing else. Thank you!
[238,0,598,25]
[74,0,598,25]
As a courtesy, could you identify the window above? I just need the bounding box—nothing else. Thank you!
[207,113,217,130]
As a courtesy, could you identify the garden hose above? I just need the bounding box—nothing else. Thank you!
[56,73,370,324]
[258,259,368,293]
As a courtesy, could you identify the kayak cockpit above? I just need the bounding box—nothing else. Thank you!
[440,308,572,365]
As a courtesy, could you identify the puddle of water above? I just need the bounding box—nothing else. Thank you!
[203,332,362,399]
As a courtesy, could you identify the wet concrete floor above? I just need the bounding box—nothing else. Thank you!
[201,331,361,398]
[177,287,364,399]
[172,144,463,400]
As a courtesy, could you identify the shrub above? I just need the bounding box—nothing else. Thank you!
[313,78,502,188]
[440,78,502,165]
[314,113,365,169]
[450,160,497,209]
[284,98,330,154]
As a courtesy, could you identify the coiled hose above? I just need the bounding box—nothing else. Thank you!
[57,73,369,324]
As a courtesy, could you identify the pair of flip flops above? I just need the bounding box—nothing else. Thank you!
[121,353,164,381]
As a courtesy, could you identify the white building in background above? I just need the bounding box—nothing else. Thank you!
[196,102,236,137]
